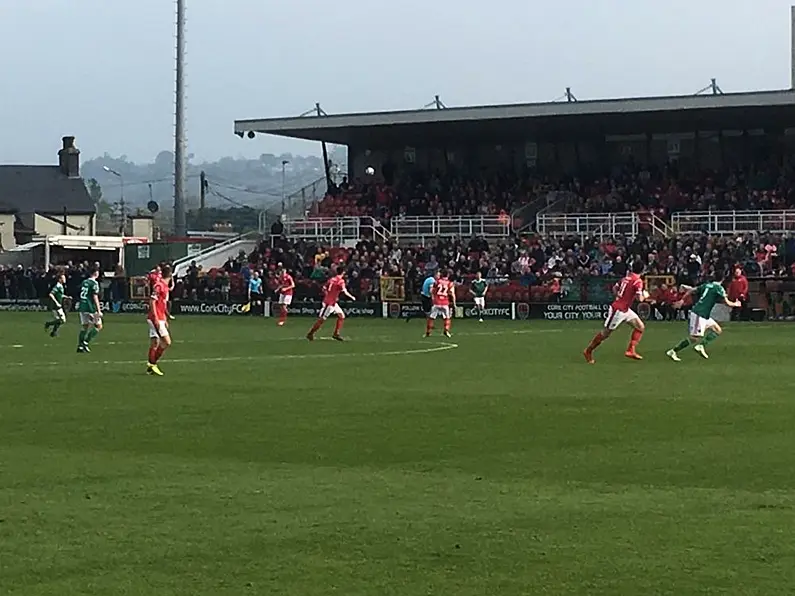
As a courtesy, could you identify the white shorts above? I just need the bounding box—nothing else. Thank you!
[278,294,293,306]
[604,306,640,331]
[52,308,66,322]
[429,305,451,320]
[688,312,716,337]
[147,319,169,339]
[79,312,101,326]
[319,304,344,320]
[474,297,485,308]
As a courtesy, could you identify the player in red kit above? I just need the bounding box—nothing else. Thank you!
[148,265,162,292]
[307,266,355,341]
[276,267,295,326]
[146,264,173,376]
[584,260,647,363]
[426,270,456,338]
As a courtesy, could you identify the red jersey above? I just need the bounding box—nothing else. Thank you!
[431,279,454,307]
[149,279,169,322]
[611,273,644,312]
[323,275,346,306]
[279,273,295,296]
[149,271,162,291]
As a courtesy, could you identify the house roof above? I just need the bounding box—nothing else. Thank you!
[234,89,795,146]
[0,166,95,215]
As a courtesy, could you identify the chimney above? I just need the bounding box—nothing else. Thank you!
[58,136,80,178]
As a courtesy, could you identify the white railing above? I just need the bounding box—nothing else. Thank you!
[390,216,510,240]
[172,231,256,268]
[537,212,643,238]
[283,217,362,244]
[511,190,573,233]
[367,218,390,243]
[173,231,261,278]
[671,210,795,234]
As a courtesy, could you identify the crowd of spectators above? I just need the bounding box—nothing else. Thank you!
[561,162,795,216]
[0,262,127,302]
[170,230,794,307]
[317,160,795,222]
[2,230,792,313]
[320,172,553,220]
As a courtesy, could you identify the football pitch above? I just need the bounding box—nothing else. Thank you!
[3,313,795,595]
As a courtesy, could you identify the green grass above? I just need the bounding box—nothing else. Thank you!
[2,312,795,595]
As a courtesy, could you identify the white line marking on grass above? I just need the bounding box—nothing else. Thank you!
[0,327,556,350]
[461,329,562,337]
[6,342,459,368]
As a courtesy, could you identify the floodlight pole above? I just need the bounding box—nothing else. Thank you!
[281,160,289,214]
[103,166,125,234]
[173,0,188,237]
[791,6,795,88]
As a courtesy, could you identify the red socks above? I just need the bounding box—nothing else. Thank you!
[309,319,323,335]
[148,345,166,364]
[279,305,287,324]
[334,317,344,336]
[426,318,434,335]
[587,333,604,352]
[628,328,643,352]
[443,318,451,333]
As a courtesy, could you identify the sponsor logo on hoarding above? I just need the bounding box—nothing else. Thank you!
[106,301,150,314]
[464,306,511,318]
[0,299,48,312]
[289,302,380,317]
[458,303,513,319]
[539,303,610,320]
[387,302,424,318]
[174,301,249,316]
[516,302,530,320]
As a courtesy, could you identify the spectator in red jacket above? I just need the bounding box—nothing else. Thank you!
[727,266,749,321]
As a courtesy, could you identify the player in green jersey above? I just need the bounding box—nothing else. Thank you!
[666,277,740,361]
[470,271,489,322]
[44,273,67,337]
[76,267,104,353]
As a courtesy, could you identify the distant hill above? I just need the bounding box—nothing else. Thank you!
[81,146,347,213]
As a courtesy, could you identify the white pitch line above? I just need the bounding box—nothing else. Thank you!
[462,329,562,337]
[5,342,459,368]
[0,328,555,350]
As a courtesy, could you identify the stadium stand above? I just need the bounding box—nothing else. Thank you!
[9,91,795,312]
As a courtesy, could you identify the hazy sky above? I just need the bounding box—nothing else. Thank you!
[2,0,794,164]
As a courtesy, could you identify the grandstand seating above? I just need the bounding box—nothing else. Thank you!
[12,159,795,306]
[306,163,795,235]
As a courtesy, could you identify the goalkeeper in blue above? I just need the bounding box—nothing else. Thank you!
[666,278,741,362]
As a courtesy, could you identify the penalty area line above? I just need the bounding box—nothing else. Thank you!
[5,342,459,368]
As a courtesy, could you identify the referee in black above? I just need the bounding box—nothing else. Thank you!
[407,271,439,322]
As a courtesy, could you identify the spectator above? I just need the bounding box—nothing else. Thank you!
[727,266,749,320]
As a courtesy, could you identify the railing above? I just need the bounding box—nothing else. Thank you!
[537,212,643,238]
[367,218,390,243]
[650,213,675,238]
[670,210,795,234]
[172,231,253,267]
[284,176,329,217]
[172,231,261,278]
[283,217,362,244]
[511,190,573,233]
[390,216,511,240]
